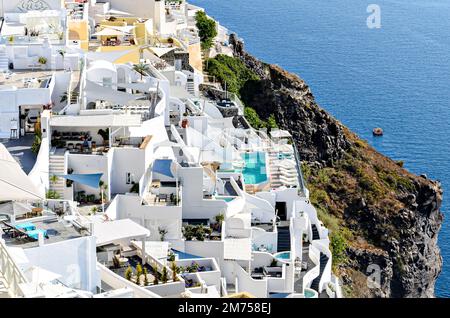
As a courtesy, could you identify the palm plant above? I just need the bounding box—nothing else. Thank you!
[133,62,150,81]
[143,267,149,286]
[50,175,59,184]
[152,262,159,285]
[161,266,168,284]
[170,261,179,282]
[58,49,66,68]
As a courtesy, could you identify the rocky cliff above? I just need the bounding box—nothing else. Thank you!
[229,34,443,298]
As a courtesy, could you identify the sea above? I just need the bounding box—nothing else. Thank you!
[189,0,450,297]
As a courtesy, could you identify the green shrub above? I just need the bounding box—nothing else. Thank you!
[244,107,265,129]
[310,188,329,206]
[195,11,217,50]
[31,131,42,155]
[46,190,60,200]
[206,55,259,95]
[330,231,348,269]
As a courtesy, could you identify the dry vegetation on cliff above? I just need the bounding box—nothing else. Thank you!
[217,35,443,297]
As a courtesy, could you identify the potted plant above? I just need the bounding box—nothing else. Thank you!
[159,227,168,241]
[161,266,168,284]
[38,57,48,69]
[58,49,66,68]
[136,263,143,286]
[181,115,189,128]
[270,259,278,268]
[125,266,133,281]
[97,128,110,146]
[152,262,159,285]
[214,213,225,231]
[170,261,179,282]
[91,206,98,214]
[143,267,149,286]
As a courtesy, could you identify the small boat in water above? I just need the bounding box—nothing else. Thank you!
[372,127,383,136]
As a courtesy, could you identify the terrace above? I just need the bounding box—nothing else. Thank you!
[49,114,143,154]
[0,70,53,89]
[1,218,83,249]
[143,180,181,207]
[0,10,66,45]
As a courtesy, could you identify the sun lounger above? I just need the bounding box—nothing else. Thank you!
[26,229,48,240]
[15,222,36,232]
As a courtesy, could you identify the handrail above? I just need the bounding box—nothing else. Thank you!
[292,141,307,197]
[0,240,29,297]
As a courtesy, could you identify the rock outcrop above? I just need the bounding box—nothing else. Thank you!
[229,33,443,298]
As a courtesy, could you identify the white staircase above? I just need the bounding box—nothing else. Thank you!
[186,80,195,95]
[268,151,298,188]
[0,273,10,298]
[0,49,9,72]
[49,154,66,199]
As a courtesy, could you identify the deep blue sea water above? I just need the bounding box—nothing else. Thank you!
[190,0,450,297]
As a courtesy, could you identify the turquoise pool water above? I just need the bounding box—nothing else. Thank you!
[241,152,268,185]
[304,289,317,298]
[216,196,235,202]
[275,252,291,260]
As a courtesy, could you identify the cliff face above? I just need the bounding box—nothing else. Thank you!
[229,34,443,297]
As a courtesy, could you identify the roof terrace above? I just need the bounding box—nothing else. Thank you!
[0,70,53,89]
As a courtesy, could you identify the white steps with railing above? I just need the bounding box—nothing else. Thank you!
[49,154,66,198]
[0,274,10,298]
[0,51,9,72]
[186,80,195,95]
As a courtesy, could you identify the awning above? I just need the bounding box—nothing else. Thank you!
[117,82,157,92]
[270,129,292,138]
[94,219,150,247]
[147,47,177,58]
[58,173,103,189]
[92,28,128,37]
[0,143,43,201]
[50,114,142,128]
[152,159,174,178]
[85,79,143,106]
[0,201,34,216]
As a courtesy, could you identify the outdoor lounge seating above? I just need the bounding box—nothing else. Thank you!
[26,229,49,240]
[15,222,36,232]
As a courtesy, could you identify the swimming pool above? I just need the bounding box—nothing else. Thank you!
[304,288,318,298]
[215,196,236,202]
[274,251,291,261]
[241,152,268,185]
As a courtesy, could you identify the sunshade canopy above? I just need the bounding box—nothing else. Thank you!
[58,173,103,189]
[0,143,43,201]
[0,201,34,216]
[94,219,150,247]
[152,159,174,178]
[92,28,127,37]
